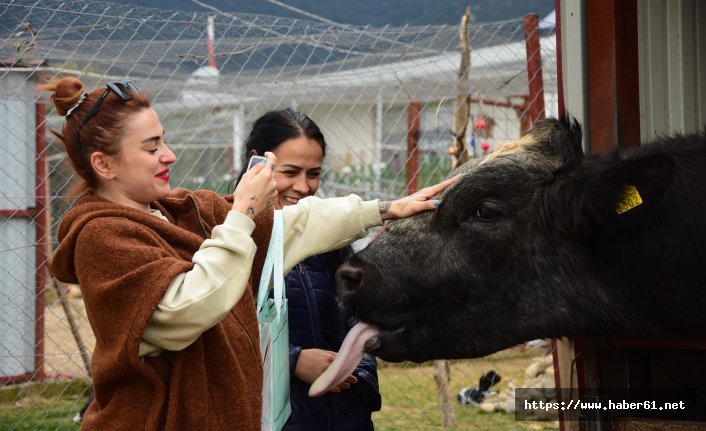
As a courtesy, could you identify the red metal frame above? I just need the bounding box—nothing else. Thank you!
[524,13,547,126]
[469,13,547,136]
[0,75,47,385]
[34,98,48,381]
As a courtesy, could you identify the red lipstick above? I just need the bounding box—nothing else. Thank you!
[156,169,170,182]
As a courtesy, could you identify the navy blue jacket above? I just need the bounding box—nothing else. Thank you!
[282,249,381,431]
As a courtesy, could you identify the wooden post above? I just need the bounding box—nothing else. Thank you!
[552,338,580,430]
[406,100,421,195]
[431,10,473,426]
[50,279,92,377]
[434,360,455,427]
[452,7,472,169]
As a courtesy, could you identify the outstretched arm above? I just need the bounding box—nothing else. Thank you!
[378,175,460,220]
[280,175,460,272]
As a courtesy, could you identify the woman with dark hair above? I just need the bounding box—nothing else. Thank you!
[239,108,378,430]
[43,79,456,430]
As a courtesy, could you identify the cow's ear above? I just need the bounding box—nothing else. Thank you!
[549,116,584,171]
[568,152,675,233]
[530,116,585,171]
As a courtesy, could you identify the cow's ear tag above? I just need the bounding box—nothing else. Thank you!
[615,185,643,214]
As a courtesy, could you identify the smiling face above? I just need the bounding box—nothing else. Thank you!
[271,135,324,209]
[94,108,176,210]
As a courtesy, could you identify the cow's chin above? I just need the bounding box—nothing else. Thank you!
[364,322,456,363]
[347,302,440,362]
[363,326,410,362]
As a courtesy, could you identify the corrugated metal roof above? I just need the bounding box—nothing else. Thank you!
[161,35,557,109]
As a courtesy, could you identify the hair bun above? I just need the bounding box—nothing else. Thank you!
[45,77,86,116]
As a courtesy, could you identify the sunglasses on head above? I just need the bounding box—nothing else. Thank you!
[74,81,141,151]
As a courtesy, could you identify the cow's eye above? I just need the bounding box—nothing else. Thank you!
[474,204,499,222]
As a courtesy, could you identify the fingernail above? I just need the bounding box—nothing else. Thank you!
[433,200,440,207]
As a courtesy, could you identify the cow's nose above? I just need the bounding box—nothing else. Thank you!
[336,262,363,293]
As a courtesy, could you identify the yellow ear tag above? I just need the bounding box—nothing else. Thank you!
[615,185,643,214]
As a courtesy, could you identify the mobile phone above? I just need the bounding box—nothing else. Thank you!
[247,155,268,171]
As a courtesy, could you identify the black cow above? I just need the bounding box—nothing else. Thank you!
[332,116,706,368]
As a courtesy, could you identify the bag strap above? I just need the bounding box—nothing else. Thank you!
[256,210,284,317]
[272,210,284,318]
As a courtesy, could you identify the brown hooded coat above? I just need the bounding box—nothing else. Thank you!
[50,188,273,430]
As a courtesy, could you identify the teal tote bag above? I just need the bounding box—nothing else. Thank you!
[256,210,291,431]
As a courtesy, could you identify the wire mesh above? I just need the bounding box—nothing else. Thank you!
[0,0,558,428]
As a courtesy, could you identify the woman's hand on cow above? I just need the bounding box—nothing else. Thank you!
[232,152,278,219]
[295,348,358,394]
[380,175,461,221]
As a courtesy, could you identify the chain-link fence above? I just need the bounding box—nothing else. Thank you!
[1,0,558,429]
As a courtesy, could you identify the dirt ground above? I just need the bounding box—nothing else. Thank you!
[43,295,95,379]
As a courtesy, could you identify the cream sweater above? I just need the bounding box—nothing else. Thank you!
[139,195,381,357]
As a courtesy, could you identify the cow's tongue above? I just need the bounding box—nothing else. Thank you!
[308,322,380,397]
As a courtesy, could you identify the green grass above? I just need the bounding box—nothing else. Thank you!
[373,350,554,430]
[0,380,90,431]
[0,397,82,431]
